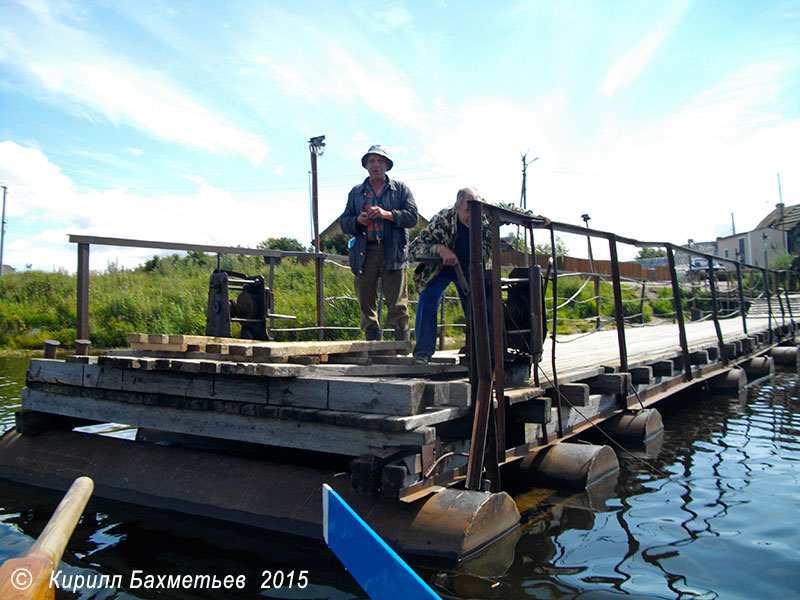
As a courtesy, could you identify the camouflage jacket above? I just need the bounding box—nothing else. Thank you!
[408,205,492,291]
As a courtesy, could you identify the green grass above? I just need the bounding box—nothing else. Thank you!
[0,255,725,349]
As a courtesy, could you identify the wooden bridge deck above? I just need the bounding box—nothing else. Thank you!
[533,316,773,383]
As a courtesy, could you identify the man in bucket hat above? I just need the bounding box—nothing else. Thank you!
[340,144,418,341]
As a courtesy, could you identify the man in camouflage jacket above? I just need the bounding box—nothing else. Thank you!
[408,187,491,363]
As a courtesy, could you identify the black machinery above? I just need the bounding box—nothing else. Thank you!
[205,270,295,340]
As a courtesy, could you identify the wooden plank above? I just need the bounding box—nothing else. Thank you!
[260,340,412,358]
[308,363,467,378]
[27,359,84,387]
[584,373,631,395]
[82,364,124,389]
[422,382,449,407]
[546,383,590,406]
[651,360,674,377]
[629,366,653,385]
[21,389,435,455]
[508,398,552,423]
[446,382,472,407]
[504,386,546,405]
[267,378,329,409]
[328,378,426,416]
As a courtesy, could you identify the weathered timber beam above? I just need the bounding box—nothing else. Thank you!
[27,359,432,416]
[651,360,674,377]
[584,373,631,395]
[546,383,590,407]
[629,366,653,385]
[507,398,552,423]
[21,389,435,456]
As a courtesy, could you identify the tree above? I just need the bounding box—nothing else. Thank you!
[534,237,568,257]
[257,237,308,252]
[636,248,667,260]
[321,232,350,255]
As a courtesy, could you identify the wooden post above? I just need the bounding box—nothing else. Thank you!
[43,340,59,359]
[268,257,276,332]
[76,243,90,342]
[316,256,325,341]
[75,339,91,356]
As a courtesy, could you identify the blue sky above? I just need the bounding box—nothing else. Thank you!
[1,0,799,271]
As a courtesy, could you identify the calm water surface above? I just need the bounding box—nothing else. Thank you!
[1,354,798,599]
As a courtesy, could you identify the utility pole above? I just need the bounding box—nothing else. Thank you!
[778,172,788,253]
[518,152,539,263]
[731,212,736,235]
[0,185,7,277]
[308,136,326,340]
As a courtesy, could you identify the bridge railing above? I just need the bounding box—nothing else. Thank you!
[529,220,798,385]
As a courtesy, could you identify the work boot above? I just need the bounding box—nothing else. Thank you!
[394,329,410,354]
[365,328,382,341]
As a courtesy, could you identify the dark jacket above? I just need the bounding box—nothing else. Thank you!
[340,176,418,274]
[408,205,492,291]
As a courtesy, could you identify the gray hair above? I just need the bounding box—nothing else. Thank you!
[455,187,480,207]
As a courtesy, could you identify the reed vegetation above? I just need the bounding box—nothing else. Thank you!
[0,253,693,350]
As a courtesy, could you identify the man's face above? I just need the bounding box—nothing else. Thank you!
[456,195,475,226]
[365,155,388,180]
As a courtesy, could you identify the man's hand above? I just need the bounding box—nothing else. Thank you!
[436,245,458,266]
[357,212,370,226]
[367,206,393,221]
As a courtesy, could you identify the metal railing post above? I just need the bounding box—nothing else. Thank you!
[549,225,563,437]
[707,257,728,364]
[735,263,748,335]
[666,245,692,381]
[763,268,774,344]
[608,234,628,372]
[465,200,494,491]
[490,211,506,458]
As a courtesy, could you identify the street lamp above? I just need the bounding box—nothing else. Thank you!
[308,136,326,341]
[581,213,600,326]
[308,136,326,251]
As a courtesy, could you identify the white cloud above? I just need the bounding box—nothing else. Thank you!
[1,4,269,165]
[0,141,317,271]
[598,0,690,98]
[598,31,669,98]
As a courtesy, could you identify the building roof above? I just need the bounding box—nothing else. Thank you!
[755,203,800,232]
[320,214,430,239]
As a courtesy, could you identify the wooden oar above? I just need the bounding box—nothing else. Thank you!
[322,484,441,600]
[0,476,94,600]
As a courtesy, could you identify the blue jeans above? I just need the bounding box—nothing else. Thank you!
[413,268,467,358]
